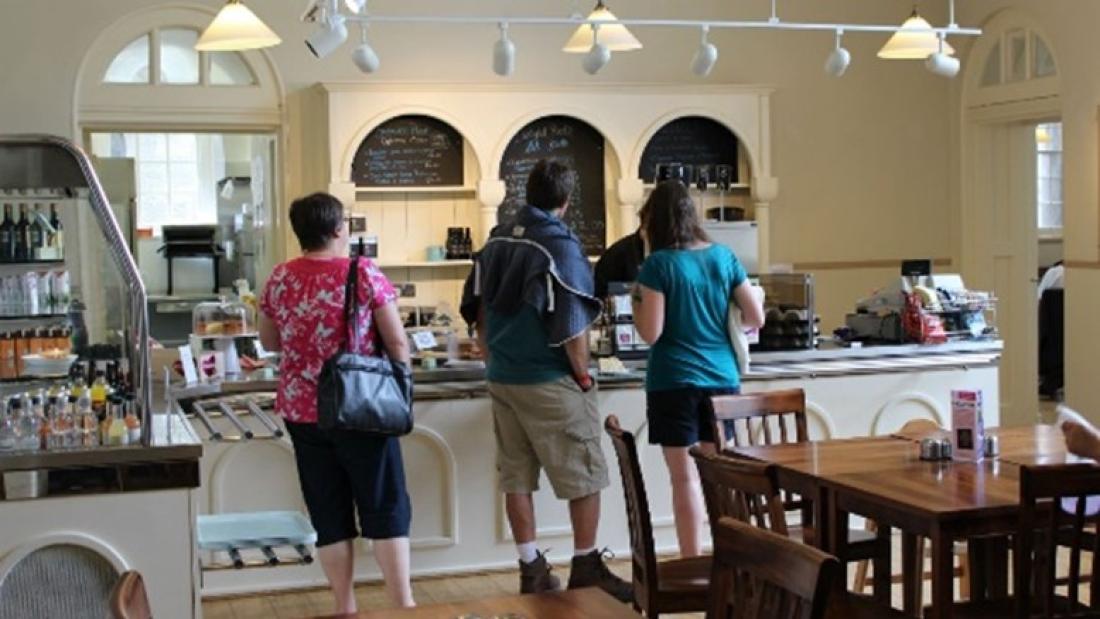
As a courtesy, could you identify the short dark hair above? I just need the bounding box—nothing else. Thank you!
[526,160,576,211]
[643,180,709,251]
[289,192,344,252]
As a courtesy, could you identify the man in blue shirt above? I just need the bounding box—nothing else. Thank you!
[461,160,631,603]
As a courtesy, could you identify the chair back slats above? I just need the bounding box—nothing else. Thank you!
[707,517,838,619]
[711,389,808,451]
[1018,464,1100,619]
[604,415,658,609]
[692,448,788,537]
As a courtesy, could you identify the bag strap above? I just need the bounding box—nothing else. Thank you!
[343,256,361,354]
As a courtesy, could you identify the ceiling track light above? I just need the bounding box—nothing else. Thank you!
[691,25,718,77]
[351,23,380,73]
[925,33,961,78]
[582,24,611,75]
[306,6,348,59]
[824,29,851,77]
[493,22,516,77]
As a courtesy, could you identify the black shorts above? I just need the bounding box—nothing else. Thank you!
[646,387,740,447]
[285,421,412,547]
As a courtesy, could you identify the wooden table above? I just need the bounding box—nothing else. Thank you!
[319,588,641,618]
[730,425,1073,619]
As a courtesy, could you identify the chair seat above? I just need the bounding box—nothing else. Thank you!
[656,555,712,593]
[827,592,908,619]
[794,526,879,558]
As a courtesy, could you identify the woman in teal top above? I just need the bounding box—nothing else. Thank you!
[632,180,765,558]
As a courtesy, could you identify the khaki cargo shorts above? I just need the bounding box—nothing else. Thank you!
[488,376,610,501]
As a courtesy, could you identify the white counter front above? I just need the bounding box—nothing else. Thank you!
[188,341,1001,597]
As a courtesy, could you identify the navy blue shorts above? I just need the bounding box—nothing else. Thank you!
[646,387,740,447]
[285,421,411,547]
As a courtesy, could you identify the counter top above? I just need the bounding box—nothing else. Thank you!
[165,340,1003,403]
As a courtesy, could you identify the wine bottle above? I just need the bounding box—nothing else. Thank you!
[13,204,29,262]
[49,203,63,259]
[0,204,13,263]
[28,205,44,260]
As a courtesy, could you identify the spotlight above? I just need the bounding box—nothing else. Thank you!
[306,13,347,59]
[583,25,611,75]
[351,24,379,73]
[493,22,516,77]
[691,26,718,77]
[824,30,851,77]
[925,34,960,78]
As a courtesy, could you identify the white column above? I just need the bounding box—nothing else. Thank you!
[752,176,779,273]
[476,179,507,244]
[617,178,646,238]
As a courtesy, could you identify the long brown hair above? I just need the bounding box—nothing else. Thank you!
[643,180,709,251]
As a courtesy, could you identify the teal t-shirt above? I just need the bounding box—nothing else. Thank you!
[636,244,748,392]
[486,305,571,384]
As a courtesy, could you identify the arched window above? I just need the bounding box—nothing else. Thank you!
[103,27,254,86]
[979,27,1057,88]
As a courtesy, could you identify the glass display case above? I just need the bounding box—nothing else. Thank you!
[0,135,150,450]
[753,273,817,352]
[192,298,255,337]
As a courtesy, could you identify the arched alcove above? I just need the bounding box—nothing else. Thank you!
[963,9,1060,111]
[496,114,623,255]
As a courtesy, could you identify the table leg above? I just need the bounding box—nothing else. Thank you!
[902,531,920,616]
[829,495,850,599]
[873,523,892,606]
[987,536,1009,599]
[816,487,832,553]
[930,529,955,619]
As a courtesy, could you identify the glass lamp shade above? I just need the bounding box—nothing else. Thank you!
[196,0,282,52]
[877,11,955,60]
[563,3,642,53]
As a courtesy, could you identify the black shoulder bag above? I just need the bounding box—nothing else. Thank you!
[317,256,413,435]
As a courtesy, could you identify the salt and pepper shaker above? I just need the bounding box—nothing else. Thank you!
[983,434,1000,458]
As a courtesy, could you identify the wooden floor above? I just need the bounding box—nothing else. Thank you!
[201,560,701,619]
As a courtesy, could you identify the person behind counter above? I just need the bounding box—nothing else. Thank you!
[631,180,765,558]
[460,160,632,603]
[593,201,650,299]
[258,193,414,614]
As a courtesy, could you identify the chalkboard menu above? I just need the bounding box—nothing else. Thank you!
[638,116,739,183]
[498,116,607,255]
[351,115,465,187]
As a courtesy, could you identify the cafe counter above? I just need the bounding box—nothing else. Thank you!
[181,340,1001,597]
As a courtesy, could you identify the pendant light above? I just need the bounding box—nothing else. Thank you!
[196,0,282,52]
[877,8,954,60]
[563,1,642,53]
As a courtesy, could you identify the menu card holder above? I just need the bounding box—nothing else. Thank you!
[951,389,985,462]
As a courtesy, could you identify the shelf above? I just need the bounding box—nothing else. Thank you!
[191,333,259,341]
[0,373,68,384]
[0,259,66,268]
[355,186,476,195]
[643,183,751,191]
[0,313,69,321]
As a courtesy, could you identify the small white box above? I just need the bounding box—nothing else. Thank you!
[951,389,985,462]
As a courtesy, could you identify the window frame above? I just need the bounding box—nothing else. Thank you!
[101,26,256,87]
[1036,122,1064,237]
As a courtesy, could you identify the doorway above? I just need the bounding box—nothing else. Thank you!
[87,131,277,346]
[1035,122,1064,404]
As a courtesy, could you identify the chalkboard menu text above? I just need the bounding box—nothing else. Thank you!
[352,115,465,187]
[498,116,607,255]
[638,116,739,184]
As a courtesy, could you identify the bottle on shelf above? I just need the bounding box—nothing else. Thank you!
[76,393,97,448]
[123,393,140,444]
[0,332,14,380]
[13,398,40,452]
[106,395,127,446]
[0,204,14,264]
[48,203,63,259]
[0,399,17,452]
[13,204,29,263]
[70,373,87,400]
[28,205,45,260]
[31,395,50,451]
[46,395,70,450]
[90,368,108,420]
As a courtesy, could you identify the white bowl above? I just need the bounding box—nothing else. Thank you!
[21,353,77,377]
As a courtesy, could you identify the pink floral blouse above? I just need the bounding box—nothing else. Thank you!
[260,257,397,423]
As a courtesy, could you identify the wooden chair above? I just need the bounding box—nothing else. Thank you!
[852,419,970,605]
[711,390,885,584]
[605,415,711,617]
[110,571,152,619]
[692,449,907,619]
[708,516,840,619]
[946,463,1100,619]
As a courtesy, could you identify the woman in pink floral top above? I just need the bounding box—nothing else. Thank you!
[259,193,414,613]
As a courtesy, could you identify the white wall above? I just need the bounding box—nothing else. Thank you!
[0,0,964,331]
[953,2,1098,417]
